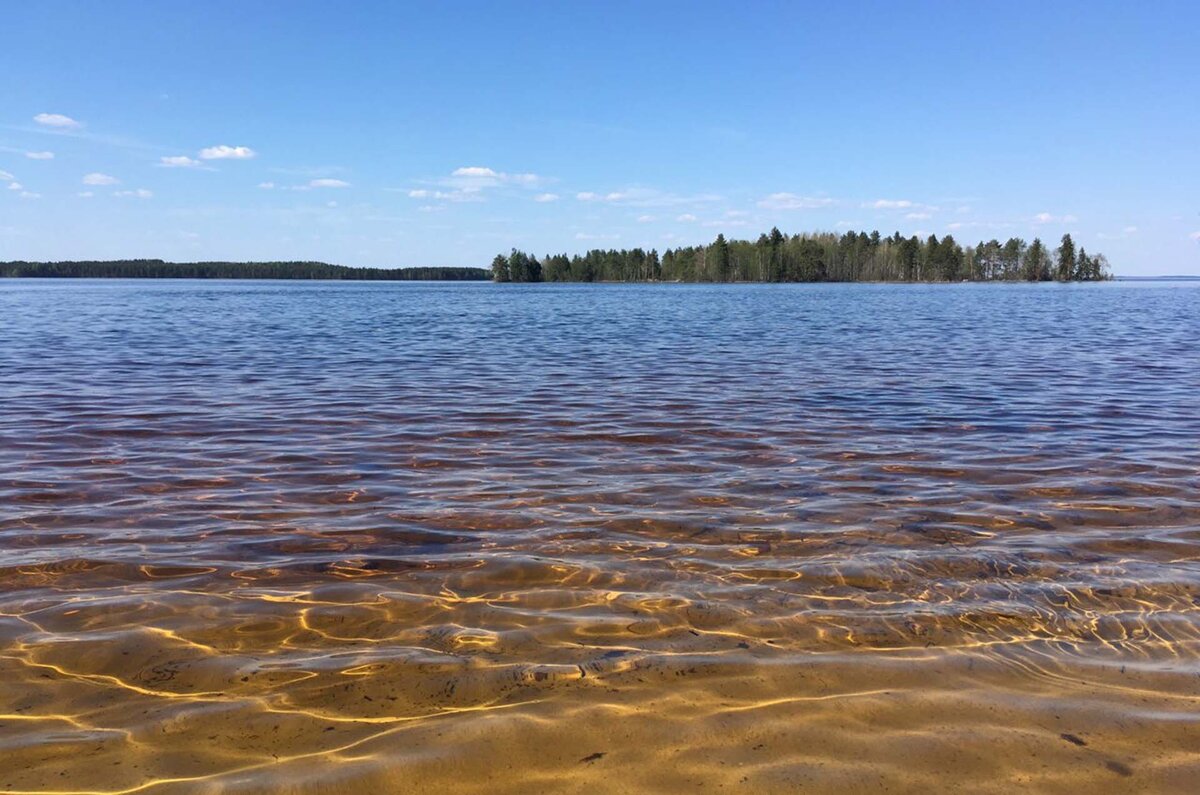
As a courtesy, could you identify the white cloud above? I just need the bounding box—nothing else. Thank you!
[757,192,836,210]
[309,178,350,188]
[0,170,14,181]
[452,166,498,178]
[575,188,721,207]
[905,212,932,220]
[1190,231,1200,242]
[1124,225,1138,234]
[77,191,94,198]
[326,201,338,208]
[34,113,80,128]
[257,181,275,189]
[637,215,655,223]
[160,155,202,168]
[403,187,481,202]
[19,191,41,199]
[8,182,22,191]
[114,188,153,198]
[725,210,750,218]
[575,232,620,241]
[83,172,119,185]
[199,145,256,160]
[676,213,698,222]
[533,193,559,202]
[25,151,54,160]
[868,199,914,209]
[448,166,542,188]
[1033,212,1078,225]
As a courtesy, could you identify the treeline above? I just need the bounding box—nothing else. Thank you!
[492,229,1111,283]
[0,260,491,281]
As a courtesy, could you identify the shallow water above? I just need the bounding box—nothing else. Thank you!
[1,279,1198,793]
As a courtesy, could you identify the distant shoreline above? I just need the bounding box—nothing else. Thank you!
[0,260,491,281]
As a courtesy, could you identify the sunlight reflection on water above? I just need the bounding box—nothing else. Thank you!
[1,280,1198,792]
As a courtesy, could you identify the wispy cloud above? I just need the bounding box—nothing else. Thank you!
[575,187,721,208]
[575,232,620,241]
[757,192,836,210]
[19,191,41,199]
[77,191,94,198]
[159,155,205,168]
[676,213,698,222]
[114,188,153,198]
[34,113,80,128]
[866,199,913,209]
[404,187,480,202]
[1033,212,1078,224]
[1097,226,1139,240]
[309,178,350,188]
[637,215,655,223]
[24,151,54,160]
[449,166,543,187]
[905,212,932,220]
[0,170,13,182]
[533,193,559,202]
[199,145,256,160]
[82,172,119,186]
[257,182,276,189]
[1189,231,1200,242]
[8,182,23,190]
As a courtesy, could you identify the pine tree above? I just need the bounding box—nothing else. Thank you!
[491,254,510,282]
[1056,233,1076,281]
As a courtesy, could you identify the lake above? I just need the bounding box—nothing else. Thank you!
[1,279,1198,793]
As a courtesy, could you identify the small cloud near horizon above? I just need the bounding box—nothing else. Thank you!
[25,151,54,160]
[82,172,119,186]
[758,193,836,210]
[199,145,256,160]
[1033,212,1078,224]
[160,155,203,168]
[34,113,80,128]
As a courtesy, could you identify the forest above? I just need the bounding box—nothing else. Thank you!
[491,230,1111,283]
[0,260,490,280]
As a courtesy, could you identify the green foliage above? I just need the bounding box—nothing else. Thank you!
[491,254,510,282]
[490,227,1111,283]
[0,260,491,281]
[1056,234,1076,281]
[1024,238,1050,281]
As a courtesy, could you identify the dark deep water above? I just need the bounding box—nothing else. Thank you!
[1,279,1198,793]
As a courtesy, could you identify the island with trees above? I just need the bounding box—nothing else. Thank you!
[491,230,1110,283]
[0,260,491,280]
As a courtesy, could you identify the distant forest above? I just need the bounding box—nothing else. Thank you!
[492,230,1111,283]
[0,260,490,281]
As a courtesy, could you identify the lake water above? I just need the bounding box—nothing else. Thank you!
[1,279,1198,793]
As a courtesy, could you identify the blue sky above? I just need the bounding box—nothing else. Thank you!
[2,1,1197,274]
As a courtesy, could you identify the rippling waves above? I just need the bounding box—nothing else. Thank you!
[1,280,1198,793]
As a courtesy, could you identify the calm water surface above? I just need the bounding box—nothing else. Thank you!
[1,280,1198,793]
